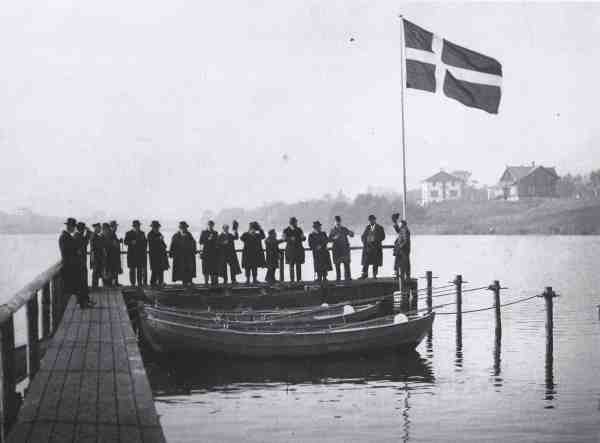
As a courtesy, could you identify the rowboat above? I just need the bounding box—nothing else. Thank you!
[138,303,434,357]
[143,301,380,331]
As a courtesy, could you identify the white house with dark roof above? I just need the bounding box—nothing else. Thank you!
[489,163,559,200]
[421,171,466,205]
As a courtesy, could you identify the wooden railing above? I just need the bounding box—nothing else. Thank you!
[0,261,67,442]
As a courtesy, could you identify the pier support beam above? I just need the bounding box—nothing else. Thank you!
[488,280,502,377]
[539,286,558,402]
[425,271,433,313]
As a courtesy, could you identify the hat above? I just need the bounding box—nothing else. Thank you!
[268,228,276,236]
[151,220,161,228]
[312,220,322,228]
[179,221,189,229]
[64,217,77,227]
[92,222,101,228]
[250,221,260,229]
[109,220,118,227]
[208,220,215,226]
[368,214,376,221]
[76,221,86,230]
[334,215,341,222]
[132,220,141,226]
[102,222,110,229]
[401,219,407,226]
[289,216,297,224]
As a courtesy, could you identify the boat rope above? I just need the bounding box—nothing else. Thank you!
[413,285,490,301]
[433,294,539,315]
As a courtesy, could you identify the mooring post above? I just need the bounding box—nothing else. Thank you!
[539,286,558,402]
[454,274,463,314]
[41,282,51,339]
[26,293,40,377]
[488,280,502,376]
[425,271,433,313]
[0,316,17,441]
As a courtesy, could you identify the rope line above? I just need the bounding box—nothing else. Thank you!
[433,294,539,315]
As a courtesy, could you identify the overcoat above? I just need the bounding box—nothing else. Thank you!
[124,229,147,268]
[59,231,84,294]
[106,231,123,275]
[265,237,283,269]
[170,232,197,282]
[90,233,107,275]
[199,229,220,275]
[393,224,411,270]
[240,230,266,269]
[217,232,242,276]
[361,223,385,266]
[147,231,169,272]
[283,226,306,264]
[308,231,333,273]
[328,226,353,264]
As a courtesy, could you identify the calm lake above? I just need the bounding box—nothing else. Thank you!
[1,234,599,442]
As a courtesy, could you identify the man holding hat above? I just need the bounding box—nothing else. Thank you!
[59,218,93,308]
[124,220,148,287]
[392,214,411,288]
[282,217,306,282]
[147,221,169,287]
[169,221,197,286]
[328,215,354,281]
[360,214,385,279]
[308,221,332,282]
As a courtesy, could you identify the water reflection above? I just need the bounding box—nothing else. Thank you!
[455,313,463,371]
[144,349,435,397]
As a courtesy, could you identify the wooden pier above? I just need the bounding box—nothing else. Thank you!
[0,264,165,443]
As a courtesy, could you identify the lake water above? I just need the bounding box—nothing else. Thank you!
[1,234,599,442]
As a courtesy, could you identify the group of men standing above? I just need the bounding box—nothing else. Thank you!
[59,213,412,307]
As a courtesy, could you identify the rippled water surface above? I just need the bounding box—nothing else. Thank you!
[2,235,600,441]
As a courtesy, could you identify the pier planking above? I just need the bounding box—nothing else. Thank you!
[6,288,165,443]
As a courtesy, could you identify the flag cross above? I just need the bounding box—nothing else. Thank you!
[405,36,502,91]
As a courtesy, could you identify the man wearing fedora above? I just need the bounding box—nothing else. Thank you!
[169,221,197,286]
[308,220,332,282]
[392,214,411,289]
[199,220,220,286]
[360,214,386,279]
[147,221,169,287]
[107,220,123,286]
[124,220,147,287]
[240,221,266,284]
[282,217,306,282]
[90,222,106,288]
[59,218,93,308]
[329,215,354,281]
[74,221,92,289]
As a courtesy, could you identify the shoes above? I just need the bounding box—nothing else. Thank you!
[359,274,368,280]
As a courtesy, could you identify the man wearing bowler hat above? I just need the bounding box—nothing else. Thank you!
[59,218,93,308]
[124,220,147,287]
[90,222,106,288]
[360,214,385,279]
[169,221,197,286]
[147,221,169,287]
[282,217,306,282]
[107,220,123,286]
[392,214,411,288]
[308,220,332,282]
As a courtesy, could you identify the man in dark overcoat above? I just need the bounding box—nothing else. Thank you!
[74,221,92,287]
[124,220,147,287]
[199,220,220,285]
[240,221,266,284]
[329,215,354,281]
[217,222,242,284]
[90,223,106,288]
[360,214,385,279]
[169,221,197,286]
[393,214,411,289]
[308,221,332,282]
[59,218,92,308]
[282,217,306,282]
[147,220,169,287]
[107,220,123,286]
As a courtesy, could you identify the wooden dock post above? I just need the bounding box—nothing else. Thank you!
[454,275,463,369]
[488,280,502,376]
[454,275,463,315]
[540,286,558,401]
[425,271,433,313]
[41,283,51,339]
[26,293,40,377]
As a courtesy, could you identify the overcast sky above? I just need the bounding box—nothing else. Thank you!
[1,1,599,219]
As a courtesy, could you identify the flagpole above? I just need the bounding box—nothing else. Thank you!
[398,15,408,221]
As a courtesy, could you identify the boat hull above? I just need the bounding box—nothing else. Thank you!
[139,307,434,358]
